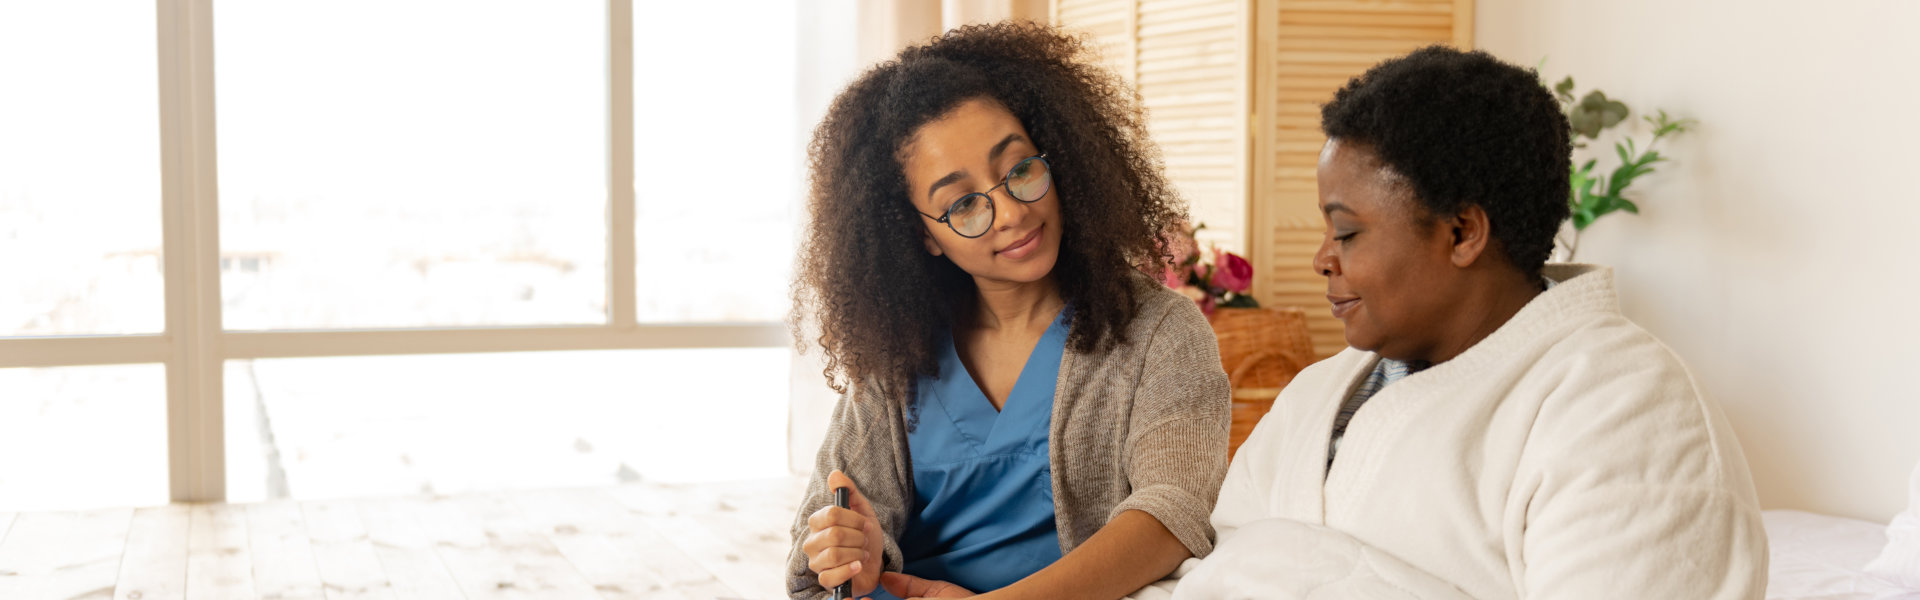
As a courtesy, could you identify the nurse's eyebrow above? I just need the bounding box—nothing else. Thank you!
[1323,202,1355,216]
[987,133,1023,163]
[926,133,1028,203]
[927,171,970,204]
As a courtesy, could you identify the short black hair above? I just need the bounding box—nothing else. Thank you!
[1320,45,1570,279]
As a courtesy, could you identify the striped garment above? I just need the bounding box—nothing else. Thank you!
[1324,279,1554,468]
[1328,357,1426,467]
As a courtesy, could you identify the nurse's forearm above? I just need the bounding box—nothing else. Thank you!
[987,509,1189,600]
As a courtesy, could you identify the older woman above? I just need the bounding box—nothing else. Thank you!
[1164,46,1768,599]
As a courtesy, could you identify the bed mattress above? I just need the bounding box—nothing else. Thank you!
[1765,510,1918,600]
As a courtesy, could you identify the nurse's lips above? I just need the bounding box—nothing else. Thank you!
[998,225,1044,259]
[1327,294,1360,319]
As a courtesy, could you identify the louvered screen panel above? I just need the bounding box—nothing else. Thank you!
[1056,0,1250,255]
[1135,0,1248,254]
[1250,0,1472,358]
[1263,217,1346,357]
[1053,0,1136,85]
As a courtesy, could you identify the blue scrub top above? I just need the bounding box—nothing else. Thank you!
[893,308,1069,595]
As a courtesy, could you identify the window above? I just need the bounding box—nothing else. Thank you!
[0,4,162,336]
[632,3,801,323]
[215,1,608,330]
[224,349,789,503]
[0,365,168,511]
[1,1,832,509]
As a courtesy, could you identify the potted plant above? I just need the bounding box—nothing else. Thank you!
[1550,75,1697,261]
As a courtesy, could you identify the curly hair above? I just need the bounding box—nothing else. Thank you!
[790,21,1185,400]
[1320,45,1571,280]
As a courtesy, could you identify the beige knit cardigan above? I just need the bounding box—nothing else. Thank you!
[784,274,1233,599]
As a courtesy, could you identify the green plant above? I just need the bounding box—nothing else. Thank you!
[1549,75,1696,257]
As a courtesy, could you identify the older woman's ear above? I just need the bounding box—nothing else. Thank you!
[1447,204,1495,269]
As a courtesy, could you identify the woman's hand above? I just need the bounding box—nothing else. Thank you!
[802,470,886,596]
[881,572,975,599]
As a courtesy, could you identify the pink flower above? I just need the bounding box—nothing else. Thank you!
[1208,247,1254,294]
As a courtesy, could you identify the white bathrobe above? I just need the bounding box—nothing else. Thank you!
[1157,264,1768,599]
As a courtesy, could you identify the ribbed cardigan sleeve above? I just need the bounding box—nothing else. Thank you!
[784,381,914,599]
[1104,295,1233,558]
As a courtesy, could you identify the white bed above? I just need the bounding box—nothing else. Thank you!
[1132,471,1920,599]
[1765,510,1919,600]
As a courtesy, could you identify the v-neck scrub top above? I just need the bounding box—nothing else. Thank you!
[897,308,1070,593]
[786,272,1234,600]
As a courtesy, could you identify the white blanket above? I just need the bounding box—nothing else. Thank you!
[1127,518,1471,600]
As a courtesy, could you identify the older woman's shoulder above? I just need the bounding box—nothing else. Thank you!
[1518,287,1757,477]
[1538,268,1695,382]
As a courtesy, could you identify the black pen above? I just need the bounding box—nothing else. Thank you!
[832,486,852,600]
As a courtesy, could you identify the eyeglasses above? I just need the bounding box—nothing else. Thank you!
[916,154,1052,239]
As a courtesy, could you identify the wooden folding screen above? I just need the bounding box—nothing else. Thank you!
[1056,0,1474,358]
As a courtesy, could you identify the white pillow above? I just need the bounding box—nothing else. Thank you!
[1867,459,1920,589]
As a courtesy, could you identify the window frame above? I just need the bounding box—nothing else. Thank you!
[0,0,787,504]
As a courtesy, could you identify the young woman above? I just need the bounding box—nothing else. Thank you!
[783,22,1231,600]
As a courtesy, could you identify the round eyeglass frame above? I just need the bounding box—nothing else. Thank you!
[916,154,1052,239]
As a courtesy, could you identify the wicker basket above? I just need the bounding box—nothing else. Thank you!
[1209,306,1317,458]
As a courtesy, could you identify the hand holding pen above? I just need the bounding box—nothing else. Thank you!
[803,470,884,598]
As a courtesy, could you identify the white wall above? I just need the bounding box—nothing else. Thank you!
[1479,0,1920,522]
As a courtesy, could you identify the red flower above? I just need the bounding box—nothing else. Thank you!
[1208,247,1254,294]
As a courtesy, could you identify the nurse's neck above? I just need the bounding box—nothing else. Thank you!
[969,275,1065,335]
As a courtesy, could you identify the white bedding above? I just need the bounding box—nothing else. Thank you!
[1120,510,1919,599]
[1764,510,1919,600]
[1124,518,1472,600]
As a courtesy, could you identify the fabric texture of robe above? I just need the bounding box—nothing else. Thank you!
[1144,263,1768,600]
